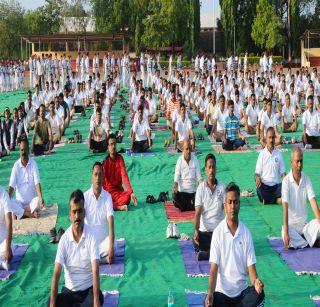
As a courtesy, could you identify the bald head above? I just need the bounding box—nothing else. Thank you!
[183,139,191,162]
[291,147,303,174]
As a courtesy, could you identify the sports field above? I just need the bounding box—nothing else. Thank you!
[0,89,319,306]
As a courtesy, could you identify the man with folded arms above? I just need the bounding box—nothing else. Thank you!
[48,189,103,307]
[282,148,320,249]
[0,186,12,271]
[9,138,44,219]
[194,153,224,261]
[172,139,202,212]
[84,162,115,264]
[205,182,265,307]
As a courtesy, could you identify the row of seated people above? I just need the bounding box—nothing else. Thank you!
[173,128,320,262]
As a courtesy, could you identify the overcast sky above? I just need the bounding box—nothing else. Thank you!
[18,0,220,15]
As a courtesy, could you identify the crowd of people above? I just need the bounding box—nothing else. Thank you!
[0,51,320,306]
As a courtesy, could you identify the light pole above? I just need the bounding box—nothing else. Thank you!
[213,0,215,55]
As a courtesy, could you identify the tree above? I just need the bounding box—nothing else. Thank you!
[251,0,284,51]
[220,0,236,54]
[0,0,25,59]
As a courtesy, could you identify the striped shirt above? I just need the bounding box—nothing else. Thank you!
[224,115,240,140]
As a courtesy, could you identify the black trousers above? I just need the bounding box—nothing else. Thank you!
[193,231,213,253]
[33,142,50,156]
[172,191,195,211]
[74,105,85,113]
[304,134,320,149]
[206,124,213,135]
[47,286,104,307]
[212,286,265,307]
[133,140,150,153]
[257,182,281,204]
[90,139,107,152]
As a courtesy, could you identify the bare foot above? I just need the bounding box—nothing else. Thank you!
[117,205,128,211]
[31,211,39,218]
[276,198,282,205]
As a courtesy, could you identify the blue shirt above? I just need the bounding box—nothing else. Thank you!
[224,115,240,140]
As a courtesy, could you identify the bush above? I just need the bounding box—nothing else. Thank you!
[159,60,191,68]
[239,56,283,65]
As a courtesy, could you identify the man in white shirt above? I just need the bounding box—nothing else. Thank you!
[282,148,320,249]
[281,93,297,132]
[174,103,195,151]
[84,162,115,263]
[89,107,109,153]
[0,186,12,271]
[245,94,259,136]
[172,139,202,212]
[205,182,265,307]
[46,101,62,144]
[255,127,286,204]
[302,95,320,149]
[211,95,228,141]
[48,189,103,307]
[194,154,225,261]
[9,138,44,219]
[131,104,152,153]
[260,98,282,146]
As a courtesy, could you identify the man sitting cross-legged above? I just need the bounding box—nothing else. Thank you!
[194,153,225,261]
[102,134,138,211]
[172,139,202,212]
[254,127,286,205]
[282,148,320,249]
[0,186,13,271]
[131,104,152,153]
[222,100,246,151]
[89,106,109,153]
[84,162,115,264]
[205,182,265,307]
[174,103,195,152]
[302,95,320,149]
[9,138,45,219]
[32,104,53,156]
[48,189,104,307]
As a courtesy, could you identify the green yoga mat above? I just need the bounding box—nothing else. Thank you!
[0,89,319,306]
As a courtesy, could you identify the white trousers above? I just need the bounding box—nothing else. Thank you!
[11,197,39,220]
[282,219,320,249]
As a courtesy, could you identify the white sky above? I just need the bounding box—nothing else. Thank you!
[18,0,221,15]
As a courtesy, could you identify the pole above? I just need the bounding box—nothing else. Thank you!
[213,0,215,55]
[288,0,292,64]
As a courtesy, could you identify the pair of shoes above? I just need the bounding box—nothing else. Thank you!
[75,134,82,143]
[158,191,169,202]
[117,147,126,154]
[166,223,179,239]
[50,227,65,244]
[197,133,204,141]
[0,260,10,271]
[146,195,157,204]
[197,250,209,261]
[116,130,124,143]
[163,140,170,147]
[73,130,79,135]
[180,233,191,241]
[241,190,255,197]
[68,137,75,144]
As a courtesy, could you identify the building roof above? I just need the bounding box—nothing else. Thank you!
[21,33,130,43]
[300,29,320,39]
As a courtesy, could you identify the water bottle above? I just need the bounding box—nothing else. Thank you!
[168,290,174,307]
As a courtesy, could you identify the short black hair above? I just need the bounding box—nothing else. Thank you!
[108,133,116,143]
[225,182,240,199]
[69,189,84,208]
[228,100,234,107]
[205,153,216,166]
[92,161,102,171]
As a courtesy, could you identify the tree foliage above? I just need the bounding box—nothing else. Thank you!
[251,0,284,51]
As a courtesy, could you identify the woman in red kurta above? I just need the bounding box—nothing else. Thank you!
[102,135,137,210]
